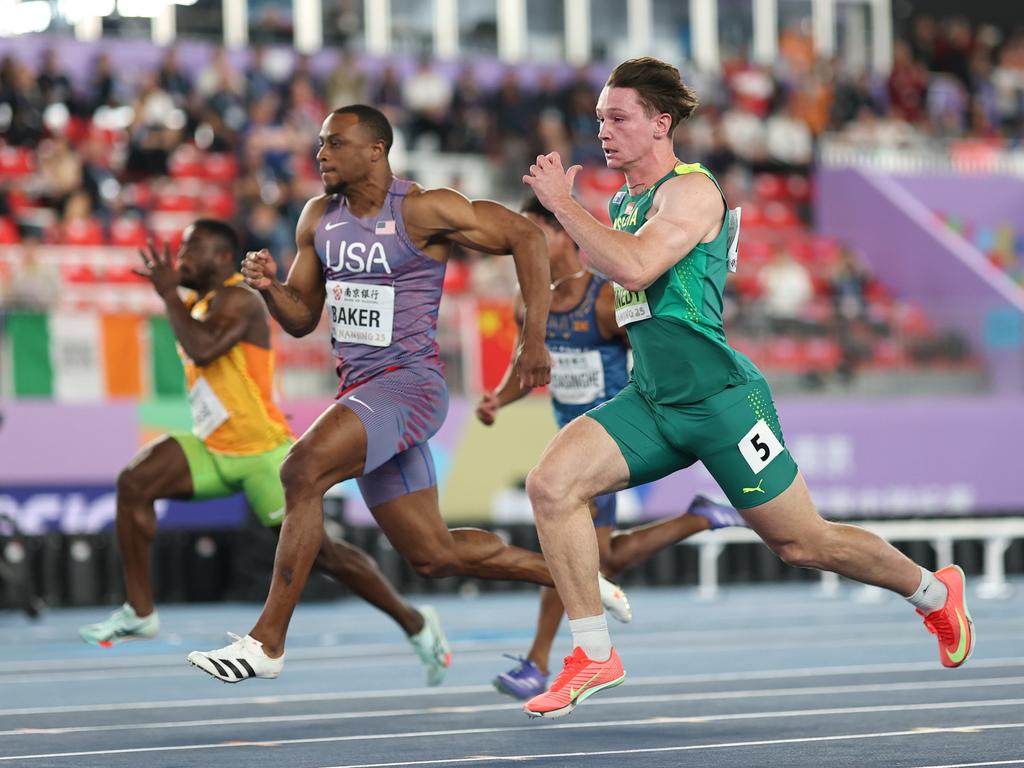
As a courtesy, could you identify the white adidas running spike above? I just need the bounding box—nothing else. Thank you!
[187,632,284,683]
[598,572,633,623]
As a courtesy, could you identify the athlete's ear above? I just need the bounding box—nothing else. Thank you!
[653,112,672,140]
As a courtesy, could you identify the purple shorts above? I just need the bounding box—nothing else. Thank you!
[336,367,448,508]
[593,492,616,528]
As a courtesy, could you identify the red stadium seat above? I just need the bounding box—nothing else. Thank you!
[0,217,19,244]
[155,188,198,212]
[61,262,98,283]
[60,219,105,246]
[762,336,805,370]
[205,186,236,219]
[809,236,841,266]
[786,175,811,202]
[0,146,34,176]
[762,201,801,229]
[106,263,147,283]
[803,338,841,370]
[169,146,205,178]
[739,202,764,228]
[443,259,470,294]
[785,237,813,264]
[203,154,239,182]
[110,217,148,248]
[753,173,786,201]
[869,339,908,369]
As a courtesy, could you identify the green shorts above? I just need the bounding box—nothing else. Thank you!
[586,377,798,509]
[171,433,292,527]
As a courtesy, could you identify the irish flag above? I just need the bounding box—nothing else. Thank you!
[2,311,185,400]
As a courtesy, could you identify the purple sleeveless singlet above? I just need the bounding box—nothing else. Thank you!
[314,177,449,507]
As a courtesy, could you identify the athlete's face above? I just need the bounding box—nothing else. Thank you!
[177,226,225,290]
[316,113,383,194]
[596,86,664,170]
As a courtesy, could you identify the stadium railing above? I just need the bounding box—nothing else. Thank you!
[685,516,1024,600]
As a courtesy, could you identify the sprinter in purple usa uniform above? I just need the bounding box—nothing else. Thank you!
[187,105,624,683]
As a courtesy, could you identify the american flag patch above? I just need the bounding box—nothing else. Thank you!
[375,220,395,235]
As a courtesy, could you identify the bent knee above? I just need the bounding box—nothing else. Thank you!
[411,552,459,579]
[770,536,830,570]
[279,446,328,498]
[116,468,151,504]
[525,464,571,511]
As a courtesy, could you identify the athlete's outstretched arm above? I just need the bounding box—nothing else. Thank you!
[136,243,259,366]
[476,298,531,426]
[242,197,327,338]
[525,152,723,291]
[416,189,552,388]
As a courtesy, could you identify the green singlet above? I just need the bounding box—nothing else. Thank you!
[586,163,799,508]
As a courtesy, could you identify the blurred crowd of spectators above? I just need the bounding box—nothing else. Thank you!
[0,14,1021,257]
[0,13,1001,388]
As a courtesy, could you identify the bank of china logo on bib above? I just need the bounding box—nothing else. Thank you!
[332,284,343,301]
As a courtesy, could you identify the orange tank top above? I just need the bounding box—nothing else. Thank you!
[180,273,294,455]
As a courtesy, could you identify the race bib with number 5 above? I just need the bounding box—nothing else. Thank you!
[613,283,652,327]
[738,418,785,474]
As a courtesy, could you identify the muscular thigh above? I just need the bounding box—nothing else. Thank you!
[366,486,453,561]
[218,441,292,527]
[674,377,799,510]
[585,382,695,489]
[535,410,632,502]
[337,367,448,476]
[125,434,198,500]
[288,402,368,487]
[358,442,437,508]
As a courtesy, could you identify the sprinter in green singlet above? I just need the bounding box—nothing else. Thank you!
[518,57,975,719]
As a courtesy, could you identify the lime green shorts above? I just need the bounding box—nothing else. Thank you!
[586,377,798,509]
[171,433,292,527]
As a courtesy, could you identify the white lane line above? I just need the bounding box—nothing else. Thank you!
[3,657,1023,717]
[4,677,1024,737]
[5,619,1024,675]
[911,761,1024,768]
[318,724,1024,768]
[2,701,1023,761]
[4,718,1023,764]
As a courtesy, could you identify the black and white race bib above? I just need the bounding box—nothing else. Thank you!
[189,376,229,440]
[549,349,605,405]
[738,418,785,474]
[326,280,394,347]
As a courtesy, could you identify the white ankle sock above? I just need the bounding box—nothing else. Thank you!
[569,614,611,661]
[904,566,948,613]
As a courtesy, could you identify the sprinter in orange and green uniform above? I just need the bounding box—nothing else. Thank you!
[79,220,451,687]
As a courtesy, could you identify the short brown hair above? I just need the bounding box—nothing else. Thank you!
[606,57,699,135]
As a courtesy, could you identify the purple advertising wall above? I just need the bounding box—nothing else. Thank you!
[1,397,1021,533]
[640,397,1021,518]
[891,174,1024,232]
[816,168,1024,392]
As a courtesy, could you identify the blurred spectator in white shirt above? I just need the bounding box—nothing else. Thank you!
[759,250,814,334]
[325,49,366,109]
[402,54,452,150]
[5,235,57,310]
[765,100,814,171]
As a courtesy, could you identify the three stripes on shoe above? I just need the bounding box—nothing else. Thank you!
[200,656,256,680]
